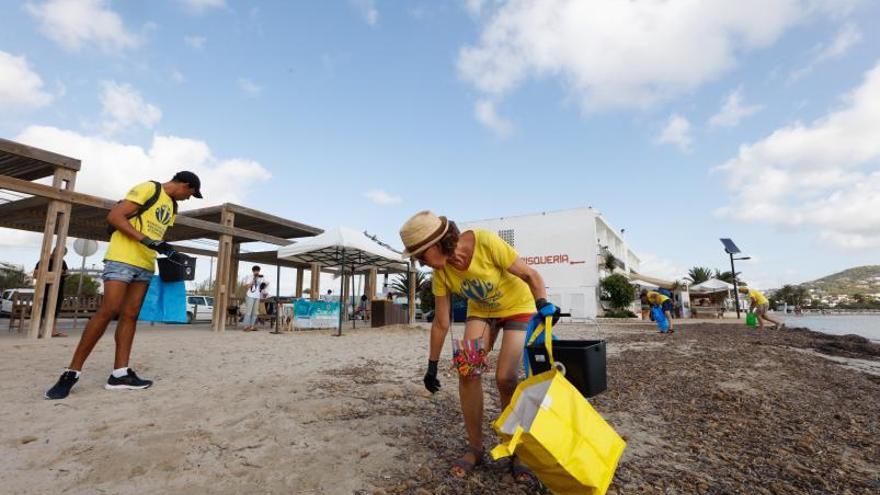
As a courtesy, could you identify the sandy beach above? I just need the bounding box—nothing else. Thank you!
[1,320,878,494]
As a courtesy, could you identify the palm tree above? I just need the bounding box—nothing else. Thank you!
[389,271,430,296]
[686,266,713,284]
[714,269,745,286]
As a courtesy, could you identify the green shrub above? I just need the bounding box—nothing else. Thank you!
[600,274,635,310]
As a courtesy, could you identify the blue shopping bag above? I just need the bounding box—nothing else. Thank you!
[138,276,187,323]
[651,306,669,332]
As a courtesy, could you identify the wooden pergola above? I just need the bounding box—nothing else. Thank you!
[0,138,326,337]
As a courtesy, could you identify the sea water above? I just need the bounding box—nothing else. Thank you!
[781,314,880,342]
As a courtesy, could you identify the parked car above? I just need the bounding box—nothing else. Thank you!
[1,288,34,316]
[425,299,468,323]
[186,295,214,324]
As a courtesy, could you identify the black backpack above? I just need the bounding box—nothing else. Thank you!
[107,181,178,236]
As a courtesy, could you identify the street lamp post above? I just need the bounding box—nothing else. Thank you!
[720,238,751,319]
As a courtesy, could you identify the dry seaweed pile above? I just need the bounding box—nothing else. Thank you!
[319,324,879,495]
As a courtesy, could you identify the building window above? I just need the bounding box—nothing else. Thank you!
[497,229,515,247]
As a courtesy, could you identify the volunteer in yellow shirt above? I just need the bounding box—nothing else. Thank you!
[45,172,201,400]
[642,290,675,333]
[399,210,554,484]
[739,286,783,330]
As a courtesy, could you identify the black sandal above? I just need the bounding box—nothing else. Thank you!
[511,456,537,485]
[450,445,484,478]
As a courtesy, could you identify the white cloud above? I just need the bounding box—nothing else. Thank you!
[364,189,402,205]
[0,51,54,110]
[709,87,764,127]
[464,0,489,17]
[638,253,684,282]
[655,114,692,152]
[14,126,272,207]
[789,23,863,82]
[99,81,162,133]
[237,78,262,96]
[25,0,140,53]
[474,99,513,137]
[351,0,379,26]
[177,0,225,13]
[458,0,860,113]
[184,35,207,50]
[716,60,880,249]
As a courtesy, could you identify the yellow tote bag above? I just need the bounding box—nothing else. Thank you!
[491,317,626,495]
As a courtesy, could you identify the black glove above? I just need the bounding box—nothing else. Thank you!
[423,360,441,394]
[535,298,562,326]
[140,237,175,256]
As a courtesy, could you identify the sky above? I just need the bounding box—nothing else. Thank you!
[1,0,879,293]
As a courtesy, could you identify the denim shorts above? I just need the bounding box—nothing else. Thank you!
[102,260,154,284]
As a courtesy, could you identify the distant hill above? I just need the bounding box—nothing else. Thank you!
[799,265,880,295]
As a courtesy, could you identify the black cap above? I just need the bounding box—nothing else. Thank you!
[172,171,202,198]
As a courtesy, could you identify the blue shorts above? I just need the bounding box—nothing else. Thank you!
[102,260,154,284]
[661,300,673,312]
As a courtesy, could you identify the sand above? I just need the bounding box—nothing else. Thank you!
[1,320,878,494]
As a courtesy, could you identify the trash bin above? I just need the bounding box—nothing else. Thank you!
[527,339,607,398]
[157,255,196,282]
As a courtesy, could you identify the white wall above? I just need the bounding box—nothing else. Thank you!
[462,208,609,319]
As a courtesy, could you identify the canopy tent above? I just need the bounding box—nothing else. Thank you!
[630,278,660,289]
[276,226,410,335]
[689,278,734,294]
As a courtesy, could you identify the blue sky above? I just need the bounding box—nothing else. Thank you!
[1,0,879,292]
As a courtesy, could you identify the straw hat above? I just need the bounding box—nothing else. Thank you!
[399,210,449,258]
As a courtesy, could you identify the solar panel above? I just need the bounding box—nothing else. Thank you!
[720,238,740,254]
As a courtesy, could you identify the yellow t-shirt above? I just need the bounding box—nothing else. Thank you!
[748,289,769,306]
[432,229,535,318]
[646,291,669,305]
[104,182,176,271]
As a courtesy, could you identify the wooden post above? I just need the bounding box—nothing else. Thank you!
[368,268,378,300]
[212,208,235,331]
[341,271,350,323]
[228,243,241,298]
[310,263,320,301]
[408,263,417,324]
[30,168,76,339]
[295,267,304,298]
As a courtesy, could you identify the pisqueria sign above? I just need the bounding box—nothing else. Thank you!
[521,254,578,265]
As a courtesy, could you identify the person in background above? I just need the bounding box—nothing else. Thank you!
[44,172,201,400]
[642,289,675,333]
[242,265,265,332]
[34,247,69,337]
[739,286,784,330]
[322,289,333,302]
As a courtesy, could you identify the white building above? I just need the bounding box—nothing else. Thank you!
[462,207,640,320]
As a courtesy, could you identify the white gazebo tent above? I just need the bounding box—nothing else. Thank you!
[689,278,734,293]
[276,226,411,335]
[689,278,736,312]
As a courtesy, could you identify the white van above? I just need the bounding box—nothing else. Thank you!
[1,288,35,316]
[186,295,214,324]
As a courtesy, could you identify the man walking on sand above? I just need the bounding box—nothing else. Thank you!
[44,172,202,400]
[739,286,784,330]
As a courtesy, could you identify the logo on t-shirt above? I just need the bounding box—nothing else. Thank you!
[460,279,502,308]
[155,204,172,225]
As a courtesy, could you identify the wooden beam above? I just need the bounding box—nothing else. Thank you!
[0,175,293,245]
[30,168,76,339]
[295,267,304,298]
[0,137,81,171]
[212,209,235,332]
